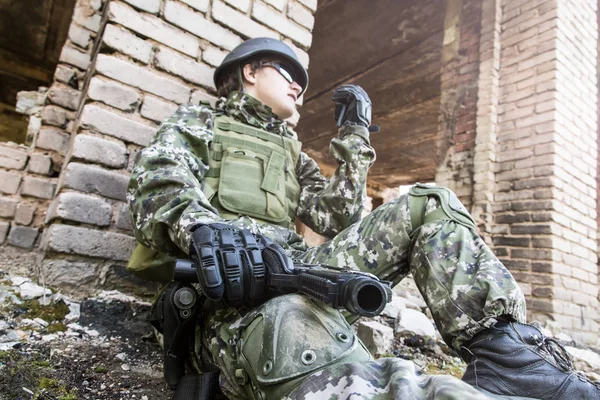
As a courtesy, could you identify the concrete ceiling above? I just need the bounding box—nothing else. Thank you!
[298,0,446,188]
[0,0,75,143]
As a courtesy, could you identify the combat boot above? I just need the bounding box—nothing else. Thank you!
[461,321,600,399]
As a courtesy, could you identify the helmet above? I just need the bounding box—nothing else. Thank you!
[213,37,309,95]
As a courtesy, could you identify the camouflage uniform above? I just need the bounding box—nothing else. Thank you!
[128,91,526,399]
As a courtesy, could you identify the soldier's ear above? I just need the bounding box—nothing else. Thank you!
[242,63,257,86]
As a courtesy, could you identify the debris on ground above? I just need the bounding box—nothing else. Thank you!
[0,271,168,400]
[1,271,599,399]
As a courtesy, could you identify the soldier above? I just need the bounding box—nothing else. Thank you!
[127,38,599,399]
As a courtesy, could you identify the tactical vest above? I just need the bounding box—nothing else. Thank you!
[127,114,302,281]
[204,114,303,230]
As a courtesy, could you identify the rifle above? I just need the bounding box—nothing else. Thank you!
[156,259,392,392]
[173,259,392,317]
[161,258,392,388]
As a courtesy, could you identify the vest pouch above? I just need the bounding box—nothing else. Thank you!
[218,147,288,223]
[261,151,287,206]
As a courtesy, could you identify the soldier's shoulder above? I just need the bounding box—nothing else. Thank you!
[165,103,217,127]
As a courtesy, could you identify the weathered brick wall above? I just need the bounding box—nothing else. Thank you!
[435,0,482,209]
[550,0,598,340]
[33,0,315,291]
[492,0,561,310]
[470,0,501,242]
[489,0,598,343]
[0,0,102,254]
[435,0,599,343]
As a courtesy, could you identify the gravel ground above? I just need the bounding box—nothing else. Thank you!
[0,275,169,400]
[2,271,598,400]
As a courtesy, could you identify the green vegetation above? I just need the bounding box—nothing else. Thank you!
[37,377,78,400]
[424,360,466,378]
[0,349,12,362]
[46,322,67,333]
[22,299,69,322]
[0,349,79,400]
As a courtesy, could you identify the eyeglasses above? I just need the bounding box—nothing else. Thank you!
[260,62,297,85]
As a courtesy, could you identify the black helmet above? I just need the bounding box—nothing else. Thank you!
[213,37,309,95]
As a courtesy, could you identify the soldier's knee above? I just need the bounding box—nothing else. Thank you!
[235,294,371,399]
[408,184,476,233]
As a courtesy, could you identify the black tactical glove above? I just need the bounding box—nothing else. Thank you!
[332,84,379,132]
[189,223,293,306]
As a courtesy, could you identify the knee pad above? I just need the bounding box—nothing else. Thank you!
[235,294,371,399]
[408,183,476,232]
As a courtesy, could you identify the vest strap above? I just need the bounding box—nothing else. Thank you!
[217,120,285,147]
[214,135,286,159]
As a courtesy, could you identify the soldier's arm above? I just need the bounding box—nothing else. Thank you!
[128,104,224,255]
[295,125,375,237]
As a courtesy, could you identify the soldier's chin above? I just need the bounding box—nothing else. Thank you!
[275,105,294,120]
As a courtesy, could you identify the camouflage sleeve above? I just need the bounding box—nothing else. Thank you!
[127,104,224,255]
[295,125,376,237]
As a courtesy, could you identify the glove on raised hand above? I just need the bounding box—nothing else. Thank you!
[332,84,374,130]
[189,223,293,306]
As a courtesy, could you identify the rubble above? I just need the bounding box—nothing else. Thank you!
[565,346,600,381]
[394,307,437,339]
[381,295,408,318]
[17,281,53,299]
[0,270,599,399]
[0,271,167,399]
[357,320,394,356]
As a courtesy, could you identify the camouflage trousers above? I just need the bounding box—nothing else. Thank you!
[200,193,527,399]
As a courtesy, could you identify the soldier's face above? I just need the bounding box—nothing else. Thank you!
[242,60,302,120]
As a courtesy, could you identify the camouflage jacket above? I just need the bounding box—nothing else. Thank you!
[127,91,376,256]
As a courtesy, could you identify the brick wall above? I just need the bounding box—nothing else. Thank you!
[470,0,501,242]
[491,0,599,343]
[465,0,599,343]
[551,0,598,341]
[435,0,482,209]
[492,0,561,311]
[435,0,599,343]
[2,0,599,342]
[0,0,102,255]
[25,0,316,292]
